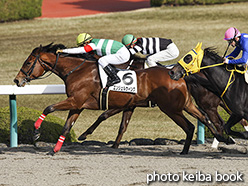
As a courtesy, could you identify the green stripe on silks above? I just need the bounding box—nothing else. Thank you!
[101,40,109,56]
[99,87,109,110]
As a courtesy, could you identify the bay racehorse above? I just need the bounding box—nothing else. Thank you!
[79,63,244,148]
[169,42,248,139]
[14,43,212,155]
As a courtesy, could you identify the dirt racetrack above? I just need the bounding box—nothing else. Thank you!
[0,141,247,186]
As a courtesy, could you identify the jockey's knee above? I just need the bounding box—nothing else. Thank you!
[146,57,157,67]
[98,57,108,68]
[173,47,180,59]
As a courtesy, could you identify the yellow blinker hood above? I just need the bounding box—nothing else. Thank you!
[178,42,204,75]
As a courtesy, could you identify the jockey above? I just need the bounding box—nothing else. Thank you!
[57,33,130,86]
[223,27,248,65]
[121,34,179,67]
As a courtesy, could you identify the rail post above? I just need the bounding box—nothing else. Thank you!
[197,120,205,144]
[9,95,18,147]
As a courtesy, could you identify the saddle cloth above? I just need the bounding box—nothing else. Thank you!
[98,65,137,94]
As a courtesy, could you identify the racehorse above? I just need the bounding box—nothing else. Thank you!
[79,63,242,148]
[169,42,248,139]
[14,43,212,155]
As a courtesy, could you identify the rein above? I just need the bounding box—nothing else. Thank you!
[199,62,225,70]
[64,59,86,79]
[37,53,60,79]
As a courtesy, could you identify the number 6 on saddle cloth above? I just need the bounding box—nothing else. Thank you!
[98,64,138,110]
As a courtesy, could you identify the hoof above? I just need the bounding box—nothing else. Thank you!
[180,151,188,155]
[47,150,55,156]
[226,136,236,145]
[78,134,86,141]
[33,129,40,142]
[111,144,119,149]
[241,131,248,139]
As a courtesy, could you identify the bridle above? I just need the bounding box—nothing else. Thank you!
[21,52,87,82]
[20,53,60,82]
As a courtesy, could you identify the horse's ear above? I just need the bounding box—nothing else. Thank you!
[195,42,202,53]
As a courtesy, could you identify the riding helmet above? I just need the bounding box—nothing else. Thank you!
[224,27,241,41]
[77,33,92,46]
[122,34,137,48]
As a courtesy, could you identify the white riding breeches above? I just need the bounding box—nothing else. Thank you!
[147,42,179,67]
[98,46,130,68]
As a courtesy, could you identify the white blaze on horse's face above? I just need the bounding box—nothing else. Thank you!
[178,42,204,75]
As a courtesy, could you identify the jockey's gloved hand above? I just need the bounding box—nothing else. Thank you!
[223,58,229,64]
[56,49,63,54]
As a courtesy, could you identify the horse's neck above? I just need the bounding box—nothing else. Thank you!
[202,57,242,96]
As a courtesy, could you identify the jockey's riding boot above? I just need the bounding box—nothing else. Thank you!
[103,64,120,86]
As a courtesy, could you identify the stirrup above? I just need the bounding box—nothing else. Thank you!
[107,77,120,87]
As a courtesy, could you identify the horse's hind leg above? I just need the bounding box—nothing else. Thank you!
[112,107,136,149]
[78,108,123,141]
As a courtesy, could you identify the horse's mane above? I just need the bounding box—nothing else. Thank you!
[32,42,66,54]
[204,47,223,63]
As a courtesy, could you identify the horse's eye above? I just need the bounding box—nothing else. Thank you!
[26,62,31,66]
[183,54,193,64]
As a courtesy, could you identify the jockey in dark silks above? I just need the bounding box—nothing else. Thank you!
[223,27,248,65]
[122,34,179,67]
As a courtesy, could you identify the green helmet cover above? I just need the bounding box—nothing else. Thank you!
[122,34,137,47]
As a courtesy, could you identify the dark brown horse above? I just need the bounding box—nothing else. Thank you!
[185,73,248,136]
[14,43,211,155]
[169,44,248,139]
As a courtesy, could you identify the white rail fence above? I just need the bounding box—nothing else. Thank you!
[0,84,207,147]
[0,85,65,147]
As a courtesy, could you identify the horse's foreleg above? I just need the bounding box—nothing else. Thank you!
[220,101,248,132]
[33,98,78,142]
[78,108,123,141]
[184,99,235,144]
[112,107,136,149]
[52,109,83,154]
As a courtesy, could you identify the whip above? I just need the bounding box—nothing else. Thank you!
[223,42,231,58]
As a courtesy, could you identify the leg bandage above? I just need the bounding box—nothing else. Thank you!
[53,135,65,153]
[34,113,46,129]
